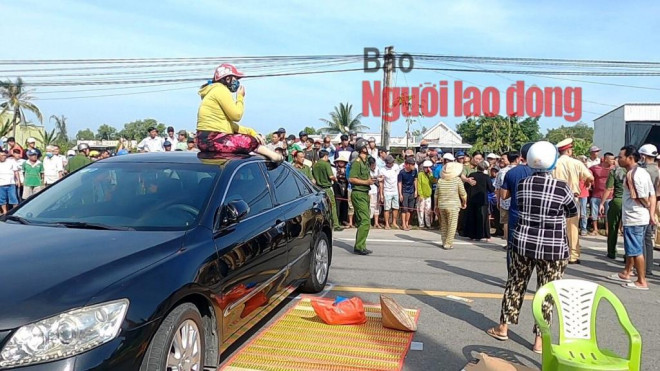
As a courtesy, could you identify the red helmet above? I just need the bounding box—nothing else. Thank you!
[214,63,245,81]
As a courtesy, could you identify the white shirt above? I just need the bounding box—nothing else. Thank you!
[165,134,178,149]
[380,164,400,194]
[0,160,20,186]
[55,154,68,168]
[369,169,379,194]
[43,156,64,184]
[586,157,601,169]
[8,158,25,183]
[623,166,655,226]
[138,136,165,152]
[495,164,515,210]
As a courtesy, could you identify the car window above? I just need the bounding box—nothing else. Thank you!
[267,165,302,204]
[10,162,219,231]
[294,173,312,196]
[225,163,272,218]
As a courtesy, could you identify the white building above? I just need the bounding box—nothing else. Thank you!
[593,104,660,155]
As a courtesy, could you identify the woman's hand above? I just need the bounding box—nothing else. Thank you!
[238,85,246,97]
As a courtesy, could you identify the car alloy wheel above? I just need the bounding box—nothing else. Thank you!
[167,319,202,371]
[314,238,329,284]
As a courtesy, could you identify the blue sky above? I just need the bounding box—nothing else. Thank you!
[2,0,660,139]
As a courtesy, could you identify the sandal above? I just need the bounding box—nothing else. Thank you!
[486,327,508,341]
[608,273,633,283]
[622,282,649,290]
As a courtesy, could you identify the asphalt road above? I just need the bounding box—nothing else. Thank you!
[220,229,660,371]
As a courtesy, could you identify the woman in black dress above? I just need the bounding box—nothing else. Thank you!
[464,161,495,241]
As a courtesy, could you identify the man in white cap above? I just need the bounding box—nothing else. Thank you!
[25,137,42,159]
[639,143,660,276]
[486,153,500,169]
[553,138,594,264]
[586,145,601,168]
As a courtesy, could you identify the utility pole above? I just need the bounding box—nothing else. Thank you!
[381,46,394,151]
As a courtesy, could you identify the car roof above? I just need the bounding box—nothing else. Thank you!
[100,152,262,165]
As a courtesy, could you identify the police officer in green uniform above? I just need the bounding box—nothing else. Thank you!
[65,143,92,174]
[293,150,314,182]
[349,138,374,255]
[313,149,343,232]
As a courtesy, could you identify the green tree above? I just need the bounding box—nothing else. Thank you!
[411,126,428,139]
[76,128,95,140]
[37,128,58,148]
[303,126,317,135]
[49,114,69,142]
[0,77,43,137]
[0,118,12,138]
[318,102,368,134]
[96,124,118,140]
[456,115,542,153]
[544,122,594,156]
[118,119,166,140]
[544,122,593,143]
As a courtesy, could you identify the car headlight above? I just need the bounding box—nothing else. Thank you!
[0,299,129,369]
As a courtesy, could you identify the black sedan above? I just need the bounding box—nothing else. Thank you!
[0,152,333,370]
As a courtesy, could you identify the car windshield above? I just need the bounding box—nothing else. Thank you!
[9,162,220,231]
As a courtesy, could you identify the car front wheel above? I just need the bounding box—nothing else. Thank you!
[140,303,205,371]
[301,231,330,293]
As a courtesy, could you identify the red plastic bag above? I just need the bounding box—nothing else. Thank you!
[311,297,367,325]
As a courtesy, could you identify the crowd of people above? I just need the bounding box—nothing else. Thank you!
[1,61,658,354]
[0,137,73,213]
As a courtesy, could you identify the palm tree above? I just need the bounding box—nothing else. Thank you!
[50,114,69,142]
[36,128,58,148]
[318,102,368,134]
[0,119,12,139]
[0,77,43,137]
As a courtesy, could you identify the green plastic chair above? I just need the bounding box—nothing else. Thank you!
[532,279,641,371]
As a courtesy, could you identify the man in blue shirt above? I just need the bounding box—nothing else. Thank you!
[501,143,535,268]
[397,157,418,231]
[376,148,388,169]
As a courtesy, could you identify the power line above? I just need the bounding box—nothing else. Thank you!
[34,84,200,100]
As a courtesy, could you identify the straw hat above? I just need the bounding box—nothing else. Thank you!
[441,162,463,180]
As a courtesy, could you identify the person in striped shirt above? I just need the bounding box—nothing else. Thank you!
[434,162,467,249]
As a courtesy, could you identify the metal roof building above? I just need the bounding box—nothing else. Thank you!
[593,103,660,154]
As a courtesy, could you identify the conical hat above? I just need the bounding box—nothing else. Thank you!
[380,295,417,332]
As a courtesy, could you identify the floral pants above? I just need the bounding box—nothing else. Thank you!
[500,250,567,335]
[196,131,259,154]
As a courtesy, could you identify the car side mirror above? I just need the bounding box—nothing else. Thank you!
[223,199,250,226]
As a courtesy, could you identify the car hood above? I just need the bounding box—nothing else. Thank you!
[0,222,186,330]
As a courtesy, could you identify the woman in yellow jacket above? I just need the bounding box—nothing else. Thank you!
[196,63,282,162]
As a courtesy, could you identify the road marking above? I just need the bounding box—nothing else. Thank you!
[336,238,472,245]
[335,237,610,251]
[446,295,473,303]
[329,285,533,300]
